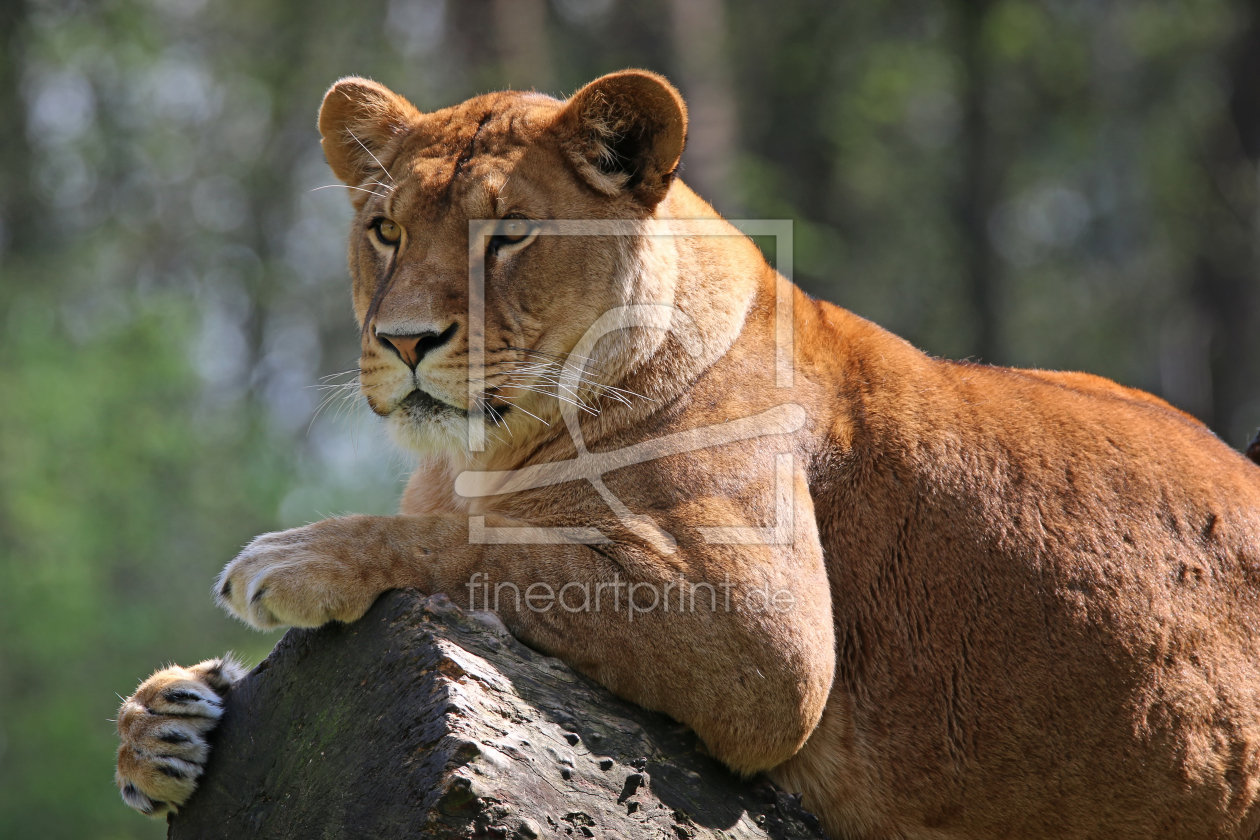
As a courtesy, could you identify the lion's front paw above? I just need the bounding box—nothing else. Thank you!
[115,656,247,817]
[215,521,381,630]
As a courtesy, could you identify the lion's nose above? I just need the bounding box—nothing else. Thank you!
[375,323,457,369]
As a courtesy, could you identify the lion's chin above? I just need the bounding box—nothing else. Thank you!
[382,389,527,459]
[383,389,469,456]
[386,410,468,457]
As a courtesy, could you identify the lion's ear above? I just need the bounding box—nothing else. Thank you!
[557,70,688,207]
[319,77,421,194]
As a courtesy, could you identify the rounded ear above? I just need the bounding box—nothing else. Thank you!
[556,70,688,207]
[318,77,422,198]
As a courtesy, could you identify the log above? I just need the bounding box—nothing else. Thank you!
[168,590,830,840]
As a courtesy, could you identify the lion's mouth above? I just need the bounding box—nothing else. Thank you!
[399,388,459,416]
[395,388,520,427]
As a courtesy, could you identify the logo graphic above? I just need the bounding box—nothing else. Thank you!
[461,219,797,551]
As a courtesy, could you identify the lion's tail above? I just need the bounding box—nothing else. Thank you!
[1248,429,1260,465]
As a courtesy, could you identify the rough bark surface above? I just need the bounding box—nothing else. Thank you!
[167,590,829,840]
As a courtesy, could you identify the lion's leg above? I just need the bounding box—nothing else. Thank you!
[114,655,248,817]
[215,502,836,776]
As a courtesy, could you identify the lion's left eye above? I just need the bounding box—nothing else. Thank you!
[373,218,402,246]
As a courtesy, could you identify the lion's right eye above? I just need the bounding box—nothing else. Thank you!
[499,218,531,243]
[373,218,402,246]
[489,215,538,252]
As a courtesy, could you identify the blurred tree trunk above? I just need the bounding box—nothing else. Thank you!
[492,0,556,93]
[668,0,740,216]
[1186,0,1260,446]
[0,0,33,258]
[954,0,1001,364]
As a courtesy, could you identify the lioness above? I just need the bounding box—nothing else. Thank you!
[116,70,1260,839]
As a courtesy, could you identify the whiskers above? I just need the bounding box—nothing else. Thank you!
[305,345,648,455]
[311,130,397,200]
[474,347,648,437]
[308,367,368,436]
[347,129,396,190]
[310,184,392,200]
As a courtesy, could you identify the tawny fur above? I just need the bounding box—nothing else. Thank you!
[115,656,247,816]
[116,71,1260,838]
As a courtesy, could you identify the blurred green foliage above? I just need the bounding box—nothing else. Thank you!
[0,256,288,837]
[0,0,1257,837]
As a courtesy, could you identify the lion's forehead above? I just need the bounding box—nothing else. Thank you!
[397,154,511,196]
[385,94,561,220]
[403,94,558,163]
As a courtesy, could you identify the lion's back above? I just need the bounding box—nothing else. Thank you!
[803,343,1260,838]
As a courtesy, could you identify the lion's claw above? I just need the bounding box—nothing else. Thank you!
[115,656,247,817]
[215,521,381,630]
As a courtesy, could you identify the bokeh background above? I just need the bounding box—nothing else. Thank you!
[1,0,1258,836]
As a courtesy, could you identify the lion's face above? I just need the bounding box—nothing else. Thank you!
[318,73,687,457]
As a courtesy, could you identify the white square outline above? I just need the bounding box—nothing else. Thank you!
[462,219,796,549]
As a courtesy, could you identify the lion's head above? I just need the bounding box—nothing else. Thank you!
[317,71,689,459]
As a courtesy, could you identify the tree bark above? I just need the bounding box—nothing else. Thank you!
[167,590,830,840]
